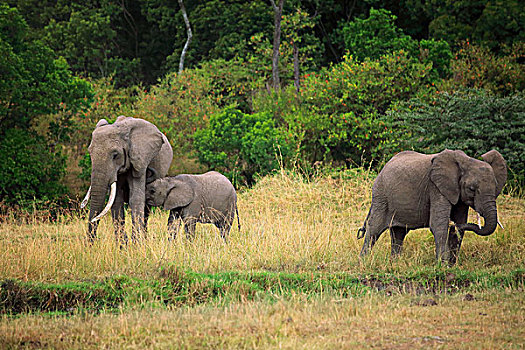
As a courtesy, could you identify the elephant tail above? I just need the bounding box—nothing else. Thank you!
[235,205,241,231]
[357,207,372,239]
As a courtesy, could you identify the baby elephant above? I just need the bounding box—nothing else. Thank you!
[146,171,240,241]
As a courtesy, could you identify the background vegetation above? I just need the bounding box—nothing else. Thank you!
[0,0,524,207]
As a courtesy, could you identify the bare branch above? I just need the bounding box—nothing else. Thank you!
[178,0,193,74]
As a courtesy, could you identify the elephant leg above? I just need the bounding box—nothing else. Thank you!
[447,225,464,266]
[183,217,197,241]
[216,220,231,243]
[87,221,99,244]
[390,226,409,257]
[128,174,147,241]
[429,196,453,263]
[143,202,152,239]
[448,203,468,265]
[167,210,181,240]
[111,181,127,246]
[360,198,389,257]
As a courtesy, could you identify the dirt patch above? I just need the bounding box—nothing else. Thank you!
[359,272,471,296]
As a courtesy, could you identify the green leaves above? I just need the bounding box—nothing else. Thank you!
[0,129,68,207]
[338,8,452,82]
[259,51,431,167]
[194,108,290,186]
[0,4,92,208]
[391,90,525,187]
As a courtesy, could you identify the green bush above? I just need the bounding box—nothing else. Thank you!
[193,109,290,186]
[440,41,525,96]
[340,8,417,62]
[337,8,452,81]
[254,51,431,167]
[0,129,68,208]
[390,89,525,188]
[131,69,219,157]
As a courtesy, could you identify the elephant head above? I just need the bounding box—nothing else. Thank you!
[430,149,507,236]
[146,177,194,210]
[85,116,168,238]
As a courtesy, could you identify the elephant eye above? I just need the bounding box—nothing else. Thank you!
[467,185,476,192]
[112,151,119,160]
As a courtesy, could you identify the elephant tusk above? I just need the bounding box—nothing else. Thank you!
[91,182,117,223]
[80,186,91,209]
[498,218,504,230]
[476,212,482,230]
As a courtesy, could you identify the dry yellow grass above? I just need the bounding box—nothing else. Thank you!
[1,291,523,349]
[0,168,524,282]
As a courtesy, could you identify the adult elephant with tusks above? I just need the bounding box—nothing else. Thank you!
[81,116,173,244]
[357,149,507,265]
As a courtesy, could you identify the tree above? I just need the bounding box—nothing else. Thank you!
[338,8,451,81]
[270,0,284,92]
[0,4,92,206]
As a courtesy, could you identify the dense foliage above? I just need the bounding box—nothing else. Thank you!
[194,109,289,186]
[1,1,524,209]
[391,90,525,187]
[0,129,68,207]
[0,4,92,208]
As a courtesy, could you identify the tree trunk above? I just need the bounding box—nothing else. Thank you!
[293,40,299,93]
[178,0,192,74]
[270,0,284,93]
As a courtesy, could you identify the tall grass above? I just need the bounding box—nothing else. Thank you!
[0,168,524,283]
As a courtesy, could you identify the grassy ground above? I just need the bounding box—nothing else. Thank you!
[0,168,524,348]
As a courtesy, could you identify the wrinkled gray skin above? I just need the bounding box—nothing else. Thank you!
[358,149,507,265]
[146,171,240,242]
[87,116,173,244]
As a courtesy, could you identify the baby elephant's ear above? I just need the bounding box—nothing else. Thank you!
[164,180,194,210]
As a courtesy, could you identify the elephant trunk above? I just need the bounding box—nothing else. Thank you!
[87,175,113,240]
[91,182,116,222]
[459,200,498,237]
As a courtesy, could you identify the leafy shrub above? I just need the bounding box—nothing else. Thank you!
[254,51,431,167]
[340,8,418,62]
[390,89,525,187]
[440,41,525,96]
[131,69,219,157]
[0,129,68,208]
[337,8,452,81]
[419,39,453,81]
[193,109,290,186]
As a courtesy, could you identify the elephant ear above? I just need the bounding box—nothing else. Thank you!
[95,119,109,128]
[164,180,194,210]
[430,149,465,205]
[125,118,165,178]
[481,150,507,196]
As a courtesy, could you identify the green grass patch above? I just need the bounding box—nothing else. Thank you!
[1,268,523,315]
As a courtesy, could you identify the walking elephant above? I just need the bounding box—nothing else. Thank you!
[358,149,507,265]
[81,116,173,244]
[146,171,240,242]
